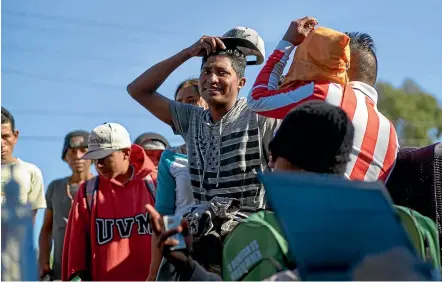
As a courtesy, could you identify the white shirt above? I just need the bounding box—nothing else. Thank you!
[1,158,46,210]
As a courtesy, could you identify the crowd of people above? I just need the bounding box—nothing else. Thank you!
[1,16,442,281]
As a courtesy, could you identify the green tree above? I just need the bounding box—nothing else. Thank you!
[376,79,442,147]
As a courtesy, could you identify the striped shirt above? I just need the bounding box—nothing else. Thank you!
[169,98,279,209]
[247,40,399,182]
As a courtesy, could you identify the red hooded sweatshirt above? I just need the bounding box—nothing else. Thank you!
[62,145,157,281]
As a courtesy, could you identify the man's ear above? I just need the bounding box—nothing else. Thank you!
[123,148,131,159]
[238,77,246,90]
[13,130,19,144]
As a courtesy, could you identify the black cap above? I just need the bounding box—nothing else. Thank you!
[62,130,89,160]
[269,101,354,175]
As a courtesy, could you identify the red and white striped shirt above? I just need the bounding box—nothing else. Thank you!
[247,40,399,182]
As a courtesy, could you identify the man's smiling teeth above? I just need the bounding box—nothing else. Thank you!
[205,87,222,91]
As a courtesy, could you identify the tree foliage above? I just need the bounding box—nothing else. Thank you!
[376,79,442,147]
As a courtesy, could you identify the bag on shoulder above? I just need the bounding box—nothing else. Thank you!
[222,210,294,281]
[395,205,441,268]
[84,174,156,211]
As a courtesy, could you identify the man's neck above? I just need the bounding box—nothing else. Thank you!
[209,101,236,123]
[114,165,133,185]
[70,171,93,184]
[1,156,17,165]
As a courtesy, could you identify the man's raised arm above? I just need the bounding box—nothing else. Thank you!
[127,50,191,126]
[127,36,226,126]
[247,17,324,120]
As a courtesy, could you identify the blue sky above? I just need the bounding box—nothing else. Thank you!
[2,0,442,246]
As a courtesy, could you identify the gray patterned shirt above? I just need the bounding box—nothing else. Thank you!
[170,98,279,209]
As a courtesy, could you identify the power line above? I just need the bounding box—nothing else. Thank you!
[9,107,442,126]
[20,136,64,142]
[9,109,148,119]
[2,68,124,91]
[2,43,149,68]
[2,9,191,37]
[2,23,153,46]
[19,135,184,143]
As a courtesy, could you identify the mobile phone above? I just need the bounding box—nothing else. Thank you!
[163,215,187,251]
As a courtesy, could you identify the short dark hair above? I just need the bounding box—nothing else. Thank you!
[1,107,15,131]
[201,49,246,78]
[269,100,354,175]
[174,78,199,100]
[345,32,378,86]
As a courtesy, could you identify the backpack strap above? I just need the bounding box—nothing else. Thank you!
[81,176,99,280]
[84,176,99,213]
[248,212,296,268]
[143,174,156,201]
[84,175,154,208]
[248,212,289,255]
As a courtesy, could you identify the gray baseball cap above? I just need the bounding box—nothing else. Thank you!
[221,26,265,65]
[82,123,132,160]
[134,132,169,151]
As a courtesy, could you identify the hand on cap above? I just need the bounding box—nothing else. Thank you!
[283,17,318,46]
[185,36,227,57]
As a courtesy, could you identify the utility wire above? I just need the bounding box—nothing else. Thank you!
[2,23,154,46]
[19,135,184,143]
[2,43,149,68]
[9,109,149,119]
[9,108,442,125]
[2,68,124,91]
[2,9,191,37]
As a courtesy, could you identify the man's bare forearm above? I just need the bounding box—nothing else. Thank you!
[38,230,52,265]
[127,48,191,97]
[148,233,163,280]
[127,48,191,125]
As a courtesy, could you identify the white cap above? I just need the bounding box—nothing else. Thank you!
[82,122,131,160]
[221,26,265,65]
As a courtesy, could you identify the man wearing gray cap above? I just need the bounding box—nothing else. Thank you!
[38,130,93,280]
[134,132,169,170]
[62,122,157,281]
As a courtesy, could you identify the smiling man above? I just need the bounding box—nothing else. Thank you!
[127,27,278,209]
